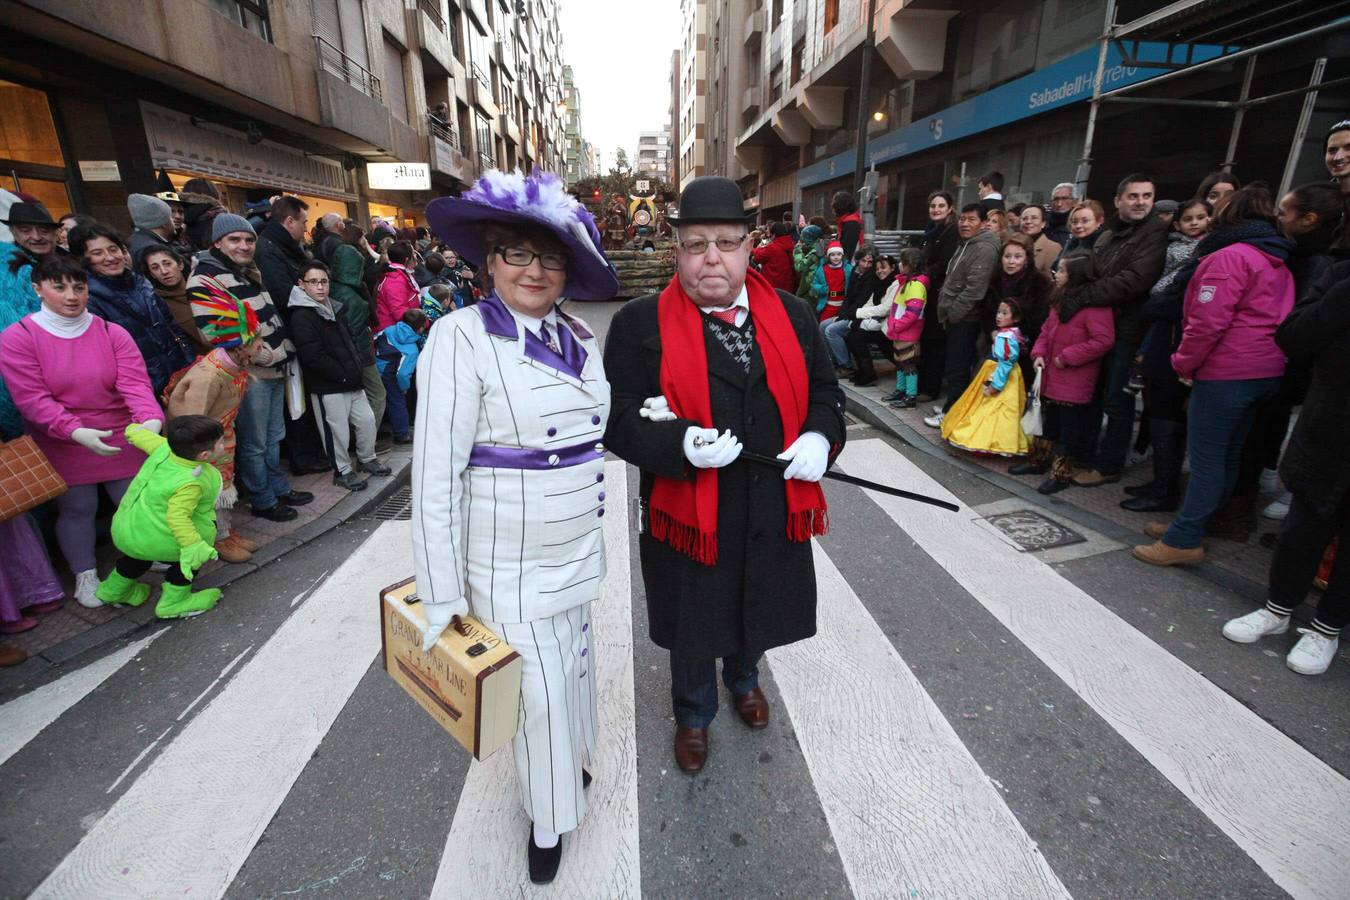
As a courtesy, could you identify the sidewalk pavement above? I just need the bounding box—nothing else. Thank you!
[2,445,414,681]
[840,377,1279,602]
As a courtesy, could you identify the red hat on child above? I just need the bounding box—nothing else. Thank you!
[825,241,844,256]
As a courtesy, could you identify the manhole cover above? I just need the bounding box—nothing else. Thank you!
[372,486,412,521]
[983,509,1086,551]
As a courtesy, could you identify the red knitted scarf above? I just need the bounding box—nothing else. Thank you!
[649,268,829,565]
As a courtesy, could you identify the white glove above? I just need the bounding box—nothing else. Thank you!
[859,317,883,332]
[777,431,830,482]
[421,600,466,652]
[682,427,742,469]
[639,395,677,422]
[141,419,163,434]
[71,428,120,456]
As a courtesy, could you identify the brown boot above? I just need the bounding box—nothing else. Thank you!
[215,534,253,564]
[229,529,261,552]
[0,645,27,667]
[1132,540,1204,566]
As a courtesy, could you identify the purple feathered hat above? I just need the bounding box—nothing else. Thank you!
[425,169,617,301]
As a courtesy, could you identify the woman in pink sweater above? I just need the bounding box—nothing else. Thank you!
[1135,185,1296,567]
[0,256,163,608]
[375,241,422,330]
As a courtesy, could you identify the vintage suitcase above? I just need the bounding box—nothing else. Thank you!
[379,577,522,760]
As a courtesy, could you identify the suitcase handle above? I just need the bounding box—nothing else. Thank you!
[450,614,470,637]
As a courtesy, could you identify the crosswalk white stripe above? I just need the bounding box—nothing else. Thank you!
[770,543,1072,899]
[841,438,1350,900]
[0,631,164,769]
[430,459,640,898]
[31,521,411,900]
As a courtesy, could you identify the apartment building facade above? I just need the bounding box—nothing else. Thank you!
[635,128,671,181]
[698,0,1346,228]
[676,0,707,190]
[0,0,573,231]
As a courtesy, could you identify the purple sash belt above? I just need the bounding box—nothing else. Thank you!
[468,440,605,470]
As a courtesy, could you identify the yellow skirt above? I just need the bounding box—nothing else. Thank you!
[941,359,1029,457]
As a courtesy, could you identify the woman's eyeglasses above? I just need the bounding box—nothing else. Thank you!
[495,246,568,271]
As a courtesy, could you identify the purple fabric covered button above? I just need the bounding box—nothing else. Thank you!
[596,473,604,482]
[581,648,588,657]
[591,415,601,425]
[597,508,605,517]
[547,426,557,437]
[582,623,589,632]
[598,491,606,501]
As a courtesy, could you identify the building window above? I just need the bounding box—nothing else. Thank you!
[475,111,495,170]
[0,80,72,214]
[823,0,839,35]
[382,33,409,121]
[209,0,272,41]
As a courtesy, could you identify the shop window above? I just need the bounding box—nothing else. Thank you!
[208,0,272,42]
[0,81,63,167]
[823,0,839,35]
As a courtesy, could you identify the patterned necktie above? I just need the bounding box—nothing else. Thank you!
[539,321,560,354]
[709,307,740,326]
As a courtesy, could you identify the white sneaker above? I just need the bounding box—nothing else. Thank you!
[1222,608,1290,643]
[1262,492,1292,521]
[1286,628,1339,676]
[74,569,102,608]
[923,413,943,428]
[1259,467,1280,494]
[931,404,943,415]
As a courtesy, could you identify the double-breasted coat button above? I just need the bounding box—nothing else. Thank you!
[548,454,560,466]
[547,426,557,437]
[596,473,604,482]
[591,415,601,425]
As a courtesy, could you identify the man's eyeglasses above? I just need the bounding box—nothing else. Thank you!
[677,235,747,255]
[302,278,330,285]
[495,246,568,271]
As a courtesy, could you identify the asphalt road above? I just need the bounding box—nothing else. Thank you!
[2,301,1346,899]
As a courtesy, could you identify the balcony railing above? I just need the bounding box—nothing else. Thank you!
[314,34,382,102]
[427,113,459,150]
[478,151,496,172]
[419,0,445,32]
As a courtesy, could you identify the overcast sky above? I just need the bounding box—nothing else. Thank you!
[556,0,682,171]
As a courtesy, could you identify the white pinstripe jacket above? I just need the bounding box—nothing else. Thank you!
[411,293,611,624]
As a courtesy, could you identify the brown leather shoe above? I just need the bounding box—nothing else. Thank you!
[1142,521,1170,540]
[229,529,261,552]
[733,687,770,730]
[1132,540,1204,567]
[214,534,253,564]
[673,726,709,774]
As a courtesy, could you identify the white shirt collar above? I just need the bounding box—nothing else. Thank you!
[505,302,559,338]
[701,285,750,327]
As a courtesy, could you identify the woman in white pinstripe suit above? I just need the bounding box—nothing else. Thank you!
[413,171,618,885]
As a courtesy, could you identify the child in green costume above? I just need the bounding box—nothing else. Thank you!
[96,416,227,619]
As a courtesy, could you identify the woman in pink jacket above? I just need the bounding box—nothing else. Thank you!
[1135,186,1295,567]
[375,240,422,330]
[1028,252,1115,495]
[0,255,163,608]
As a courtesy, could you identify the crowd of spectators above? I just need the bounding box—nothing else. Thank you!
[745,119,1350,677]
[0,185,479,664]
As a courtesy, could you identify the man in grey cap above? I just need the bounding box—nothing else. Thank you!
[187,213,314,522]
[126,193,177,264]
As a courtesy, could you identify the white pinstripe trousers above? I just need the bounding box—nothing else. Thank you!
[482,603,598,834]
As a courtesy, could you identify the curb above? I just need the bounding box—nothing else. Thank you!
[841,384,1267,604]
[0,454,413,693]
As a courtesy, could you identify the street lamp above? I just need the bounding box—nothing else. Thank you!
[872,110,885,122]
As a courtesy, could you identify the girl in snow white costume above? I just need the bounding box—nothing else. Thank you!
[412,170,617,884]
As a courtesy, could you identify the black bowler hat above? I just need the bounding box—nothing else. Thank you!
[665,176,755,226]
[1,201,56,227]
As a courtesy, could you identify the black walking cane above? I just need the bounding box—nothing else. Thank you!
[738,449,961,512]
[690,434,959,512]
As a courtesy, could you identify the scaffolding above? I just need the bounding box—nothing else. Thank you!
[1074,1,1350,197]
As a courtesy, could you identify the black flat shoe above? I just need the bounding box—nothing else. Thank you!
[1120,495,1179,512]
[528,829,562,884]
[277,490,315,506]
[251,504,298,522]
[582,768,592,789]
[1009,460,1050,476]
[1037,477,1071,495]
[1123,481,1163,497]
[880,390,904,402]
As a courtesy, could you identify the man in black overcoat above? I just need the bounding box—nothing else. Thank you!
[603,177,846,774]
